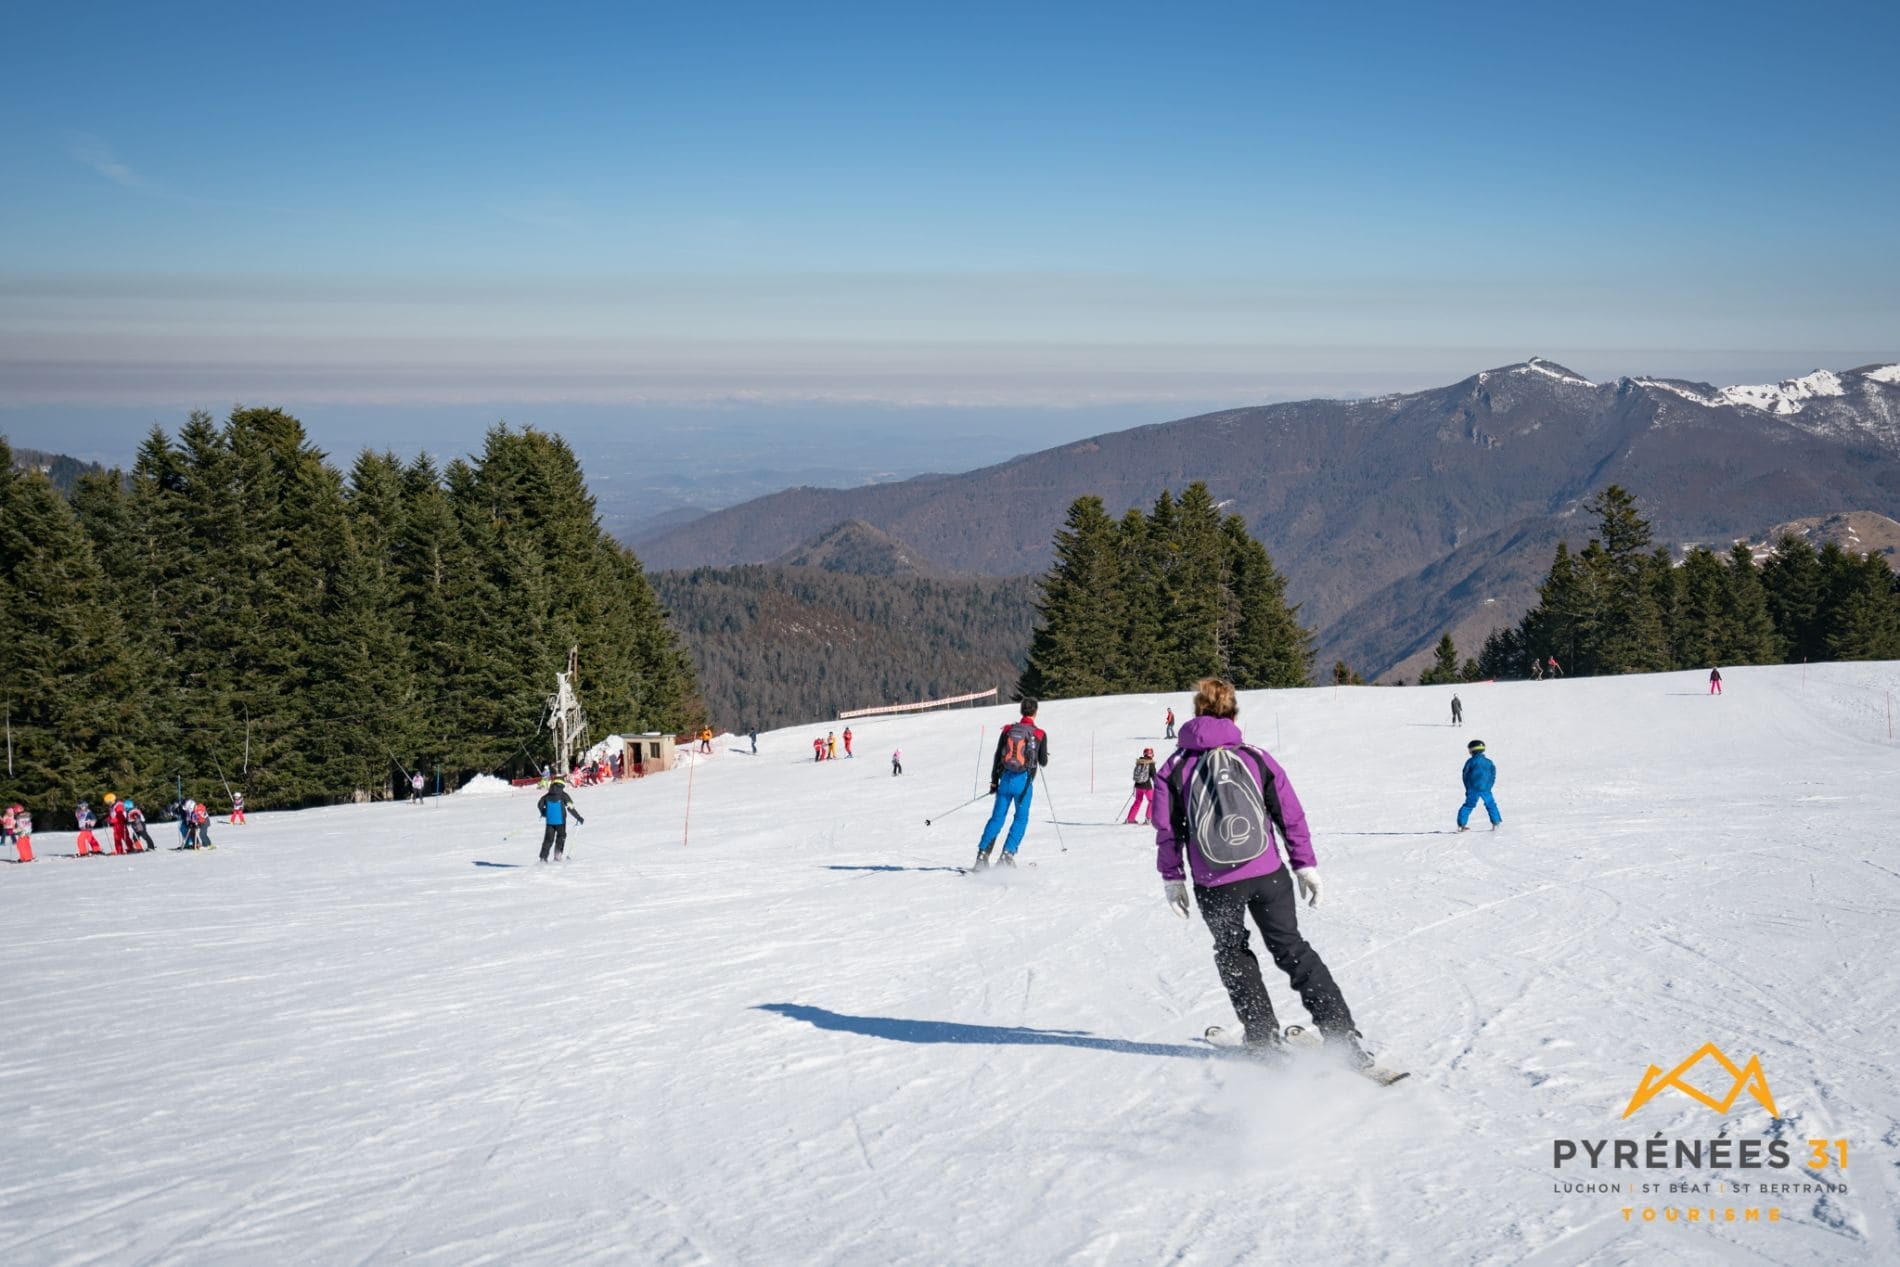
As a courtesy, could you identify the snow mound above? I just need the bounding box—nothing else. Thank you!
[456,773,518,795]
[1866,364,1900,385]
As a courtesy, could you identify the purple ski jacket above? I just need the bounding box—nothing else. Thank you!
[1152,715,1317,887]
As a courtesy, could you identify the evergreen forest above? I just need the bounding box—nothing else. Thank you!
[1018,483,1315,698]
[1472,486,1900,679]
[652,566,1039,731]
[0,419,699,825]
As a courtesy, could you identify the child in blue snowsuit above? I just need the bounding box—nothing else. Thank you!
[1457,739,1501,830]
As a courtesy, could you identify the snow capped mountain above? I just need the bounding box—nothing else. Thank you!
[1634,365,1895,416]
[4,665,1898,1262]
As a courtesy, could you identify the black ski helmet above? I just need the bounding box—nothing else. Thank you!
[1468,739,1486,753]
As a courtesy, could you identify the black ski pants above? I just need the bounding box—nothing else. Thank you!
[540,823,567,860]
[1195,867,1356,1043]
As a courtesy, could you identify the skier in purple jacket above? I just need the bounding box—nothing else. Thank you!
[1153,677,1373,1066]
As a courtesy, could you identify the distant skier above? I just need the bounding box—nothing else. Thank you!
[1530,659,1542,681]
[972,699,1048,870]
[698,726,714,754]
[230,791,247,825]
[1457,739,1502,832]
[891,748,903,776]
[842,727,854,758]
[1546,655,1562,679]
[75,801,103,857]
[749,730,758,755]
[3,802,30,863]
[411,770,426,803]
[106,792,132,853]
[1164,707,1176,740]
[813,736,825,763]
[826,732,838,760]
[1126,748,1157,825]
[125,800,156,852]
[174,798,197,848]
[1709,667,1723,696]
[1450,693,1463,726]
[190,800,214,849]
[535,776,584,862]
[1153,677,1374,1068]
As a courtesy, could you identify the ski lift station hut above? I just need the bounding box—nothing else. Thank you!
[624,732,676,776]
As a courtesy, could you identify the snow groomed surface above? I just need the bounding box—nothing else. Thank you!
[3,663,1897,1264]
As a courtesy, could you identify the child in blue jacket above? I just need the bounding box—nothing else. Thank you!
[1457,739,1501,831]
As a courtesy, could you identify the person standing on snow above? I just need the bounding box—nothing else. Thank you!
[1153,677,1373,1066]
[125,800,156,852]
[106,792,132,852]
[1450,693,1463,726]
[75,801,103,857]
[230,791,247,825]
[411,770,426,803]
[1164,707,1176,740]
[3,802,30,863]
[972,698,1049,870]
[535,776,584,862]
[891,748,903,776]
[813,736,825,763]
[1709,667,1723,696]
[1127,748,1157,825]
[842,727,854,758]
[1546,655,1561,679]
[1457,739,1502,831]
[749,729,758,755]
[826,732,838,760]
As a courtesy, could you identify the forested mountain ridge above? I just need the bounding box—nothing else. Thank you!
[652,564,1038,730]
[637,359,1900,676]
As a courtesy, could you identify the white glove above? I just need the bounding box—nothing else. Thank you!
[1293,868,1321,908]
[1164,880,1191,919]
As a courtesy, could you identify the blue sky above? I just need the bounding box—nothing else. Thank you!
[2,0,1897,458]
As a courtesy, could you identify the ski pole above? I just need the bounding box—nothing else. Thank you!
[1039,778,1068,852]
[1114,791,1134,824]
[925,792,987,826]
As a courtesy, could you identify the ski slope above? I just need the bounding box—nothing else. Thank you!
[4,664,1899,1266]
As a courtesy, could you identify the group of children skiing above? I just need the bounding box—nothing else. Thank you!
[4,789,236,863]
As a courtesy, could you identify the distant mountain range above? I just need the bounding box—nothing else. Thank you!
[637,359,1900,678]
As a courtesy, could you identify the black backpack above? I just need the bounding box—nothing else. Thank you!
[999,721,1040,774]
[1167,745,1287,869]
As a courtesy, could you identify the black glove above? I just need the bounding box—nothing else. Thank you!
[989,783,998,795]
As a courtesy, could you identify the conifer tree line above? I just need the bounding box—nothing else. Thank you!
[1471,485,1900,680]
[1018,482,1314,698]
[0,417,699,824]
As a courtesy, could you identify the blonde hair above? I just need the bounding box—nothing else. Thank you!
[1193,677,1239,720]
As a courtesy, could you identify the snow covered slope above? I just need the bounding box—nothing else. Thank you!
[4,665,1899,1265]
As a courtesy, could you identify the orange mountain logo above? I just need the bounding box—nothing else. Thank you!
[1622,1043,1780,1119]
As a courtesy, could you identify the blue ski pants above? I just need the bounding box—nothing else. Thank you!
[978,771,1035,855]
[1457,789,1501,827]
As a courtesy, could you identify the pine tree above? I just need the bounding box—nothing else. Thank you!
[1223,518,1312,688]
[1166,482,1227,684]
[1761,534,1825,662]
[1672,547,1730,669]
[1114,508,1165,690]
[0,442,145,821]
[1583,486,1670,673]
[1019,495,1125,698]
[1720,543,1781,663]
[1420,633,1459,685]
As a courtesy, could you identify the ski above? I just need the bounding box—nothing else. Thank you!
[1202,1025,1410,1085]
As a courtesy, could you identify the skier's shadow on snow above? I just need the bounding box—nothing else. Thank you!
[757,1003,1207,1059]
[826,864,965,874]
